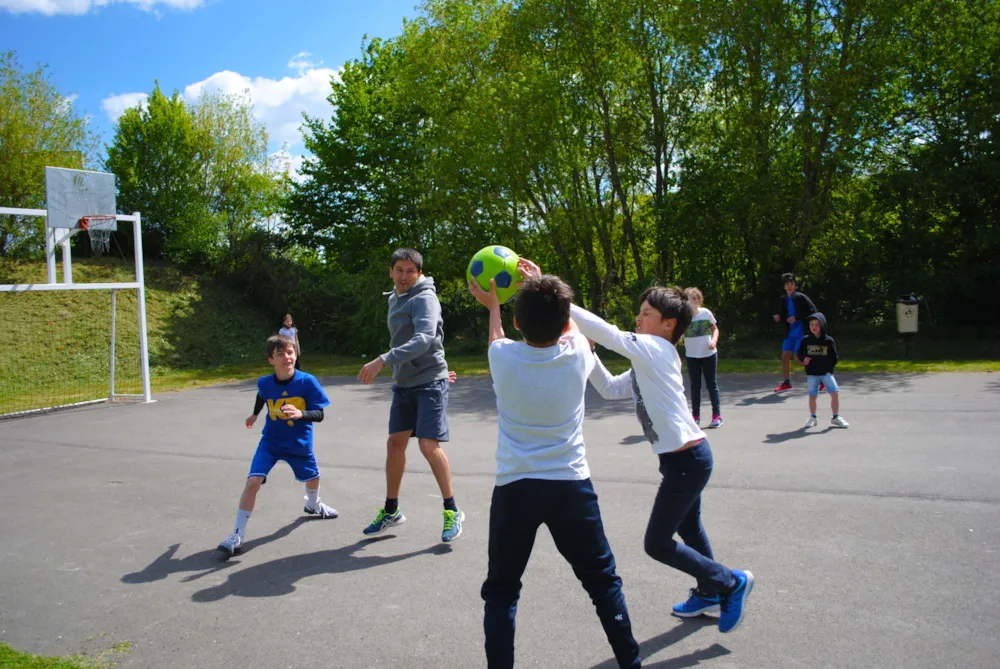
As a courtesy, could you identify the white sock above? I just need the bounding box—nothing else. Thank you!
[305,486,319,510]
[234,509,251,539]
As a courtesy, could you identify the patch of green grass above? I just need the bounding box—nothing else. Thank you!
[0,641,130,669]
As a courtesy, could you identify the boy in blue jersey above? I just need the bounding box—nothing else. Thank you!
[217,334,336,557]
[773,273,818,392]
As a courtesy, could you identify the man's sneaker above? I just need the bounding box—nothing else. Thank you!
[442,509,464,542]
[363,508,405,536]
[709,415,723,428]
[719,570,754,633]
[774,380,793,393]
[304,500,339,518]
[672,589,720,618]
[819,381,827,393]
[217,532,242,557]
[831,416,850,428]
[804,415,818,428]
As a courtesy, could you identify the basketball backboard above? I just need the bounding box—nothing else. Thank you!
[45,167,116,228]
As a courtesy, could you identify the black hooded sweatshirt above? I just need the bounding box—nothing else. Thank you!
[795,312,839,376]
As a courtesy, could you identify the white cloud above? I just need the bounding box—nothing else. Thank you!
[181,60,340,148]
[57,93,78,114]
[0,0,204,14]
[100,92,148,122]
[100,56,338,175]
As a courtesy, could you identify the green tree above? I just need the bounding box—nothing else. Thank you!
[105,83,210,264]
[0,51,98,257]
[190,89,283,263]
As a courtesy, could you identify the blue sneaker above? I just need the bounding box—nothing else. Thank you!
[363,508,405,536]
[718,570,754,633]
[442,509,464,542]
[672,589,720,618]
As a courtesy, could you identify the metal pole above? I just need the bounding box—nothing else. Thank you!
[133,214,152,403]
[110,289,118,400]
[46,228,56,284]
[61,230,72,284]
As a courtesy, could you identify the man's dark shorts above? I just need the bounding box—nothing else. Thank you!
[388,377,450,441]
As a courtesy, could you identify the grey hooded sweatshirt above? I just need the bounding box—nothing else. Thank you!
[380,276,449,387]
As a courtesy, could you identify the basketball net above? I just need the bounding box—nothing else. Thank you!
[79,215,116,256]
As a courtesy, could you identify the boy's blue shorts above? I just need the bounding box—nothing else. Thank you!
[807,374,839,397]
[388,377,450,441]
[248,442,319,483]
[782,327,805,353]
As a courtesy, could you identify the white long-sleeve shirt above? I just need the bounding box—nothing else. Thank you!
[571,304,705,455]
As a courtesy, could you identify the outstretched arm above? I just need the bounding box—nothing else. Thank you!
[588,355,633,400]
[468,278,505,346]
[570,304,657,364]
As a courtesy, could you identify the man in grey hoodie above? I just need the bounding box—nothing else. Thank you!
[357,248,465,542]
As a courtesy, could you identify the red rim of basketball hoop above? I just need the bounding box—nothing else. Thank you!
[79,215,117,230]
[79,215,117,255]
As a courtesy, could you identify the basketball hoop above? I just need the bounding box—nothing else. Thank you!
[79,215,117,255]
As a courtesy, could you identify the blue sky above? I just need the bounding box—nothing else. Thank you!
[1,0,422,173]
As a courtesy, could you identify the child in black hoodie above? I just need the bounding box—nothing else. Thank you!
[796,313,849,428]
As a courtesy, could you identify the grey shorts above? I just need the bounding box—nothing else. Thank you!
[388,377,450,441]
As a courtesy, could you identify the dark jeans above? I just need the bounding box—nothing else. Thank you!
[645,439,735,596]
[482,478,640,669]
[687,354,720,417]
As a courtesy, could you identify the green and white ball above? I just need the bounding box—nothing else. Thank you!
[467,245,523,305]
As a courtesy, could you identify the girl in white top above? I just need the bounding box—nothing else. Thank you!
[683,287,722,428]
[278,314,301,370]
[569,286,754,635]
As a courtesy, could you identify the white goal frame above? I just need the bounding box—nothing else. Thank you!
[0,207,153,415]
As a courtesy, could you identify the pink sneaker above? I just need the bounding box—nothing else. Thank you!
[709,415,723,428]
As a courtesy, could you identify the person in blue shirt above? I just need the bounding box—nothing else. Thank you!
[217,334,336,557]
[773,273,817,392]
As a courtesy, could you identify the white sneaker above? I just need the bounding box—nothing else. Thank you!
[217,532,242,557]
[831,416,850,428]
[804,416,818,428]
[304,500,339,518]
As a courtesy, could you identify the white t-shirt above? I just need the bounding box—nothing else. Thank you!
[571,304,706,455]
[487,331,596,486]
[279,327,299,352]
[683,308,717,359]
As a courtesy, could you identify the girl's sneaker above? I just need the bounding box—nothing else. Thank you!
[692,414,701,425]
[804,415,818,428]
[709,415,723,428]
[831,416,850,428]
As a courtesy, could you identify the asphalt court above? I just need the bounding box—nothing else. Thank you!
[1,371,998,668]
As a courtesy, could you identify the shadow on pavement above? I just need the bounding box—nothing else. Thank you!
[122,517,312,585]
[763,427,835,443]
[190,536,452,601]
[586,618,727,669]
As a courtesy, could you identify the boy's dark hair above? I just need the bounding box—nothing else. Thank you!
[781,272,796,285]
[390,248,423,271]
[639,286,694,344]
[267,334,296,358]
[514,275,574,344]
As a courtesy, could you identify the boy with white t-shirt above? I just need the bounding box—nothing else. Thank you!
[468,263,640,669]
[682,288,722,428]
[567,283,754,635]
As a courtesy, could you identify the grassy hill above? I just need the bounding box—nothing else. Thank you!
[2,257,998,415]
